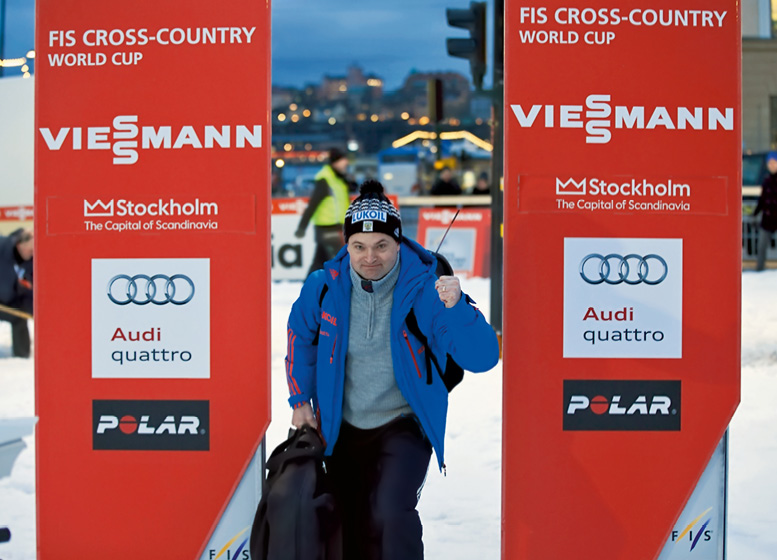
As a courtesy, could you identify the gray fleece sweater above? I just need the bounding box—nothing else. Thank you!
[342,257,413,428]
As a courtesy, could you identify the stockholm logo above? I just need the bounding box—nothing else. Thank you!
[352,209,387,222]
[556,177,586,195]
[85,199,115,217]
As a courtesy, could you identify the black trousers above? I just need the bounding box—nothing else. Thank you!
[327,417,432,560]
[306,225,344,277]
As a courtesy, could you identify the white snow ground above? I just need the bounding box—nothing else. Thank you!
[1,274,776,559]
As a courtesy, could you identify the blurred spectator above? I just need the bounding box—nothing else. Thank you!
[430,167,462,196]
[271,171,285,196]
[754,151,777,271]
[471,172,491,195]
[295,148,356,276]
[0,229,34,358]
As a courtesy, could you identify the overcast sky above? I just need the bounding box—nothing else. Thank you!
[2,0,491,90]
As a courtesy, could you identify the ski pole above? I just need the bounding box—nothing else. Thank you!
[434,208,461,253]
[0,303,32,320]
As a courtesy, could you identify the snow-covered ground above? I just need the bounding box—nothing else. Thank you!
[1,274,776,559]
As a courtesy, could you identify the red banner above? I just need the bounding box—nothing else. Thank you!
[503,2,740,559]
[0,205,34,221]
[35,2,270,557]
[416,207,491,277]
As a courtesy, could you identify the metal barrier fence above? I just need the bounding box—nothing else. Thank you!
[400,195,775,265]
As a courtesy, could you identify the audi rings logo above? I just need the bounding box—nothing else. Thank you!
[579,254,668,285]
[107,274,195,305]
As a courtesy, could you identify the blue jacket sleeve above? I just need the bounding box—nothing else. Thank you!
[415,280,500,373]
[285,271,326,409]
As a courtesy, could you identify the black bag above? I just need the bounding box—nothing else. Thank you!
[405,252,465,392]
[250,426,342,560]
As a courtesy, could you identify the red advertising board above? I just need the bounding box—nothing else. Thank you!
[416,207,491,277]
[503,3,740,559]
[35,2,270,557]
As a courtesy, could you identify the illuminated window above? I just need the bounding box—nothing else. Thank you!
[773,0,777,37]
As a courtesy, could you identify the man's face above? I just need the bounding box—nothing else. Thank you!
[768,158,777,175]
[347,232,400,281]
[332,157,349,174]
[440,168,452,181]
[16,233,33,261]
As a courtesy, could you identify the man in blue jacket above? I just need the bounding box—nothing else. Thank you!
[284,180,499,560]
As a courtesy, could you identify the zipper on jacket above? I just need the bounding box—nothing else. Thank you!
[330,335,337,364]
[402,330,423,378]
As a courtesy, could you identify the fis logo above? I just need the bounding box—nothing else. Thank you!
[563,380,681,431]
[93,400,209,450]
[352,209,387,223]
[207,527,250,560]
[671,508,714,552]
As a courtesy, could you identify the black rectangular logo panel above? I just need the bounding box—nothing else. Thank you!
[92,400,209,450]
[563,380,681,431]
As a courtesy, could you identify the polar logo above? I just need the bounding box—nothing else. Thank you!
[566,394,672,415]
[556,178,586,195]
[352,210,387,222]
[96,414,200,435]
[563,380,681,431]
[93,400,209,450]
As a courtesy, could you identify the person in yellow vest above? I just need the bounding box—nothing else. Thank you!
[295,148,355,276]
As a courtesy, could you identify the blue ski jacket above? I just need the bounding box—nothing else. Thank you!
[284,237,500,469]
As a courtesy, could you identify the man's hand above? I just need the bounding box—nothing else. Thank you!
[291,402,316,429]
[435,275,461,308]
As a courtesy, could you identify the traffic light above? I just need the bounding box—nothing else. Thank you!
[446,1,487,89]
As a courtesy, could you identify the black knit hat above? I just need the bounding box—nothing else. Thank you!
[329,147,348,165]
[343,180,402,243]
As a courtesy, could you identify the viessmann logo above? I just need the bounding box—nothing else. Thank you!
[563,380,681,431]
[40,115,262,165]
[93,400,209,450]
[84,198,218,218]
[511,94,733,144]
[556,177,691,198]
